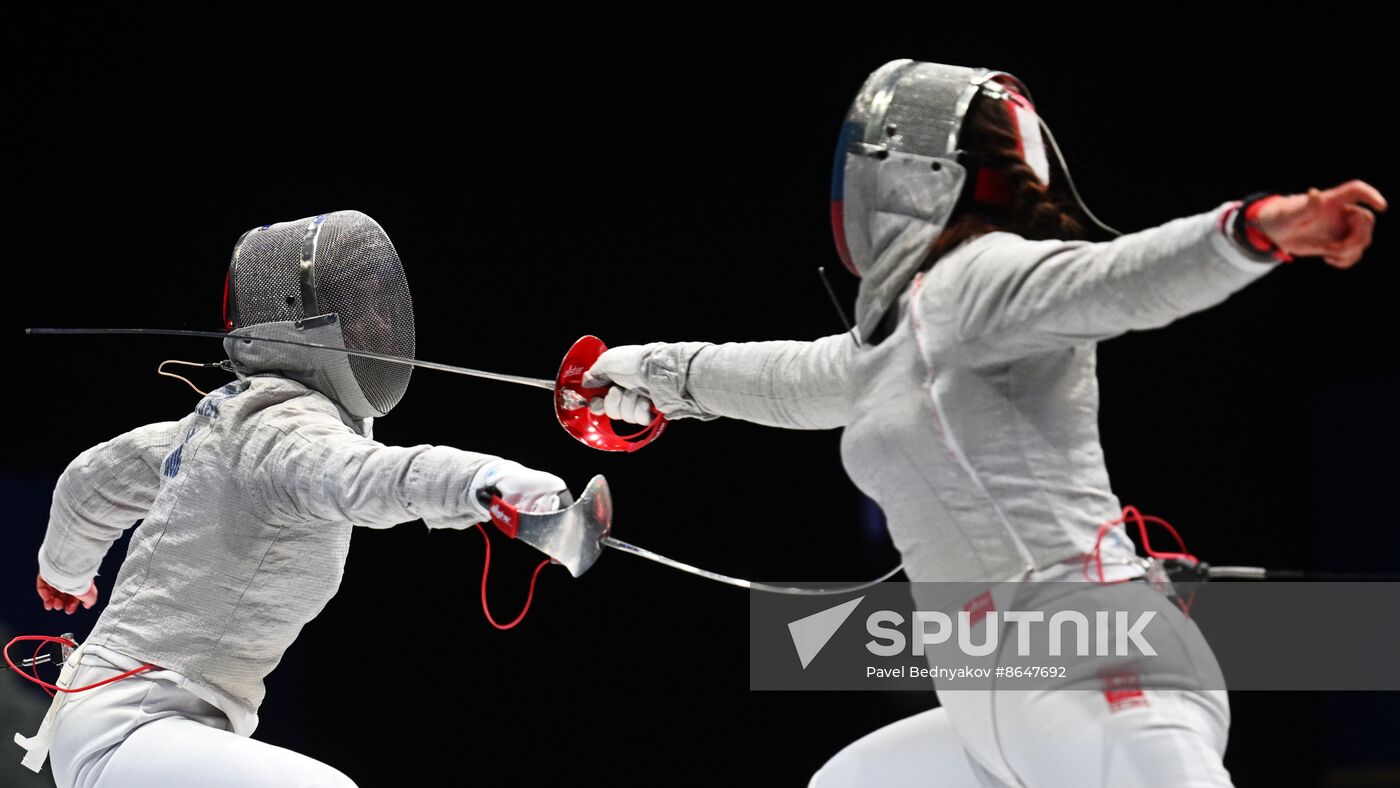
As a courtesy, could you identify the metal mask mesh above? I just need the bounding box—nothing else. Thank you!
[312,214,415,413]
[848,61,992,160]
[228,211,415,415]
[835,60,1033,340]
[227,223,304,326]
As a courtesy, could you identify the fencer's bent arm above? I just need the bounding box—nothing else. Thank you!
[913,205,1278,366]
[38,421,185,595]
[253,408,497,529]
[638,334,856,429]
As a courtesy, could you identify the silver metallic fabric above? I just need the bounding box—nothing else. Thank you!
[38,377,498,716]
[632,207,1277,584]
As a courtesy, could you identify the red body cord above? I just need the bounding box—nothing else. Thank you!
[8,530,551,699]
[1082,505,1199,583]
[4,636,156,694]
[476,524,552,630]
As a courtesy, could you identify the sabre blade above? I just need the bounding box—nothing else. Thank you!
[600,536,903,596]
[26,327,557,391]
[601,536,755,590]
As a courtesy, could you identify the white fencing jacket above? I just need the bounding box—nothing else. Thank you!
[634,205,1277,583]
[37,376,499,731]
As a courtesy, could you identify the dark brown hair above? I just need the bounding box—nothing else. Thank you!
[925,92,1086,264]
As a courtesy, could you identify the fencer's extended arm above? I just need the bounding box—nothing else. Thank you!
[252,408,501,529]
[913,204,1278,366]
[627,333,857,429]
[38,421,186,595]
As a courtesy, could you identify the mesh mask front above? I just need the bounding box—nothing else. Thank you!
[830,60,1033,342]
[224,211,415,418]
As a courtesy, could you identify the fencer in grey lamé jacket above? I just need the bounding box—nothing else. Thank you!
[37,376,499,728]
[630,205,1277,584]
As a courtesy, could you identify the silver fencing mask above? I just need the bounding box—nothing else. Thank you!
[222,211,415,420]
[830,60,1046,341]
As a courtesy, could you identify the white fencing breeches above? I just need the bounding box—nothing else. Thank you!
[809,689,1232,787]
[810,578,1233,788]
[46,659,355,788]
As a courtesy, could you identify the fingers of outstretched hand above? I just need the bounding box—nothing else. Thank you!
[1320,206,1375,268]
[1323,248,1363,269]
[1325,180,1388,213]
[1345,203,1377,249]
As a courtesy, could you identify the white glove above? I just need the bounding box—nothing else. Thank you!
[583,345,657,425]
[469,459,569,514]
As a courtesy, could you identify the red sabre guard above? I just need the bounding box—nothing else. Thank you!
[554,335,667,453]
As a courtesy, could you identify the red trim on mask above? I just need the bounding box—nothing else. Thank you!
[222,268,234,332]
[831,200,857,275]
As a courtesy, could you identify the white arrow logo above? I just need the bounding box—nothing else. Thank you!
[787,596,865,669]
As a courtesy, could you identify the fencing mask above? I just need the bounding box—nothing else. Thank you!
[222,211,415,422]
[830,60,1048,342]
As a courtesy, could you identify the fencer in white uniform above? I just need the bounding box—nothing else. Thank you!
[21,211,573,787]
[580,61,1385,787]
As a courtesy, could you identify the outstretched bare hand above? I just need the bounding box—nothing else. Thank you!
[1254,180,1387,268]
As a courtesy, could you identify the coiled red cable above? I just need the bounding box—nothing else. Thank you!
[3,636,155,694]
[1083,505,1199,583]
[8,525,552,701]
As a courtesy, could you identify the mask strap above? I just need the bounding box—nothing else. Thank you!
[1035,113,1123,237]
[974,78,1124,238]
[1002,89,1051,186]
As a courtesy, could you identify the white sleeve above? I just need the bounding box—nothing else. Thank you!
[39,420,186,594]
[637,334,857,430]
[252,408,501,530]
[913,204,1278,366]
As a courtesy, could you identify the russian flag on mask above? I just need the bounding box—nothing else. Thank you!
[830,120,864,275]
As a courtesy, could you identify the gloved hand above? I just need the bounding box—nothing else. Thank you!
[470,459,570,514]
[583,345,658,425]
[36,572,98,615]
[1252,180,1387,268]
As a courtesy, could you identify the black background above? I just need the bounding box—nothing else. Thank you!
[3,11,1397,787]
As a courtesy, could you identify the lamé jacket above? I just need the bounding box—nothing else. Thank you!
[38,376,498,730]
[632,205,1277,584]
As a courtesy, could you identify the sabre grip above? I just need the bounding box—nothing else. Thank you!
[477,488,521,539]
